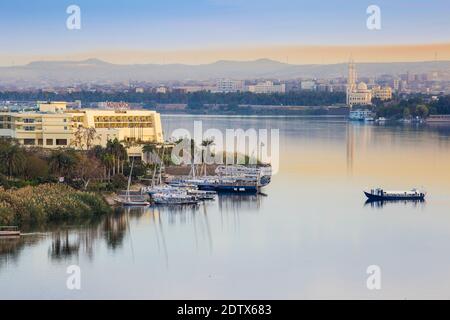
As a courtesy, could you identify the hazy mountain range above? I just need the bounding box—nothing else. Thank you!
[0,58,449,87]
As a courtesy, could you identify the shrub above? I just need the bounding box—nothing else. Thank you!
[0,184,112,226]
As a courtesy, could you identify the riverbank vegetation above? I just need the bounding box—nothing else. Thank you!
[373,95,450,120]
[0,183,111,226]
[0,137,145,191]
[0,90,346,108]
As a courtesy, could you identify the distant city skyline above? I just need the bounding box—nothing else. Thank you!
[0,0,449,66]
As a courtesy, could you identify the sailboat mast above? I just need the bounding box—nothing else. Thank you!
[127,158,134,200]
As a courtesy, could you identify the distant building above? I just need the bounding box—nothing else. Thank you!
[135,87,145,93]
[215,79,244,93]
[372,86,393,101]
[248,81,286,94]
[346,61,372,106]
[393,79,400,92]
[346,61,392,106]
[155,86,168,94]
[173,86,213,93]
[300,80,316,91]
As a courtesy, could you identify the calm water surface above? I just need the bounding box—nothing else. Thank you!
[1,116,450,299]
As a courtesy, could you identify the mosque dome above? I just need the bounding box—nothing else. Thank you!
[357,82,368,90]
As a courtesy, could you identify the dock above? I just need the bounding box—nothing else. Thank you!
[0,226,21,237]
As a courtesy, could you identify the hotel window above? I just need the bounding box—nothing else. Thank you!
[38,139,43,146]
[56,139,67,146]
[23,139,35,145]
[24,126,35,131]
[46,139,54,146]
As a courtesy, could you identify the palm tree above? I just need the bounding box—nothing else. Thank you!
[142,143,158,164]
[106,139,128,175]
[48,150,79,179]
[102,153,114,181]
[142,143,161,186]
[0,144,26,178]
[201,138,215,176]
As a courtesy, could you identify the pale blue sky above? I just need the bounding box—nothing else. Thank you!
[0,0,449,64]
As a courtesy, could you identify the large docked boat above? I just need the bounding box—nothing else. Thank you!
[143,185,216,201]
[193,177,259,193]
[349,109,375,121]
[215,164,272,187]
[168,164,272,194]
[364,188,426,201]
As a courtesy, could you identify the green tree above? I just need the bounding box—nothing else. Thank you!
[403,108,411,119]
[24,154,49,181]
[48,149,79,178]
[416,104,429,118]
[0,142,26,178]
[106,139,128,175]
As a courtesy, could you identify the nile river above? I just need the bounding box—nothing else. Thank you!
[2,116,450,299]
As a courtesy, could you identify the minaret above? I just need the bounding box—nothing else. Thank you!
[347,59,357,106]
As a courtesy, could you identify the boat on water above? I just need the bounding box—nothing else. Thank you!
[176,176,260,193]
[186,189,217,200]
[364,188,426,201]
[215,164,272,187]
[152,192,199,205]
[167,164,271,194]
[114,197,150,206]
[0,226,20,237]
[349,109,374,121]
[115,159,150,206]
[144,184,217,201]
[144,185,176,195]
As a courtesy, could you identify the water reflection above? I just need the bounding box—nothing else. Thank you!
[364,199,426,209]
[103,211,128,250]
[0,236,42,268]
[0,195,262,269]
[2,117,450,299]
[217,194,263,212]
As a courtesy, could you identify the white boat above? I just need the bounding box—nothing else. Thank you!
[145,184,216,201]
[186,189,217,200]
[349,109,374,121]
[215,164,272,187]
[152,193,199,205]
[115,197,150,206]
[116,159,150,206]
[143,185,177,195]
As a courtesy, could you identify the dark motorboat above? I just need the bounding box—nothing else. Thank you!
[364,188,426,201]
